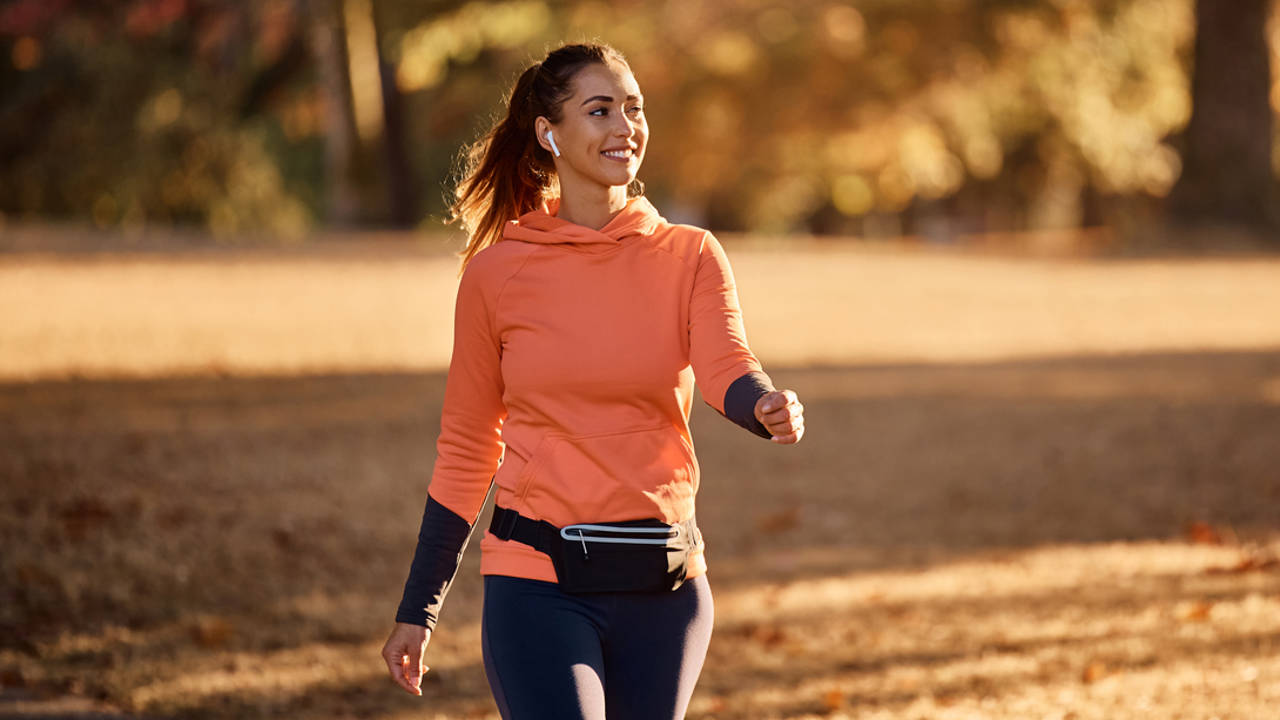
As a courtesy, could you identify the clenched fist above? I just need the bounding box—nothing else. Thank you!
[754,389,804,444]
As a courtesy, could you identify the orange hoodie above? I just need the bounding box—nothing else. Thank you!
[411,194,774,600]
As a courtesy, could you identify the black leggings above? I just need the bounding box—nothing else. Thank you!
[481,574,714,720]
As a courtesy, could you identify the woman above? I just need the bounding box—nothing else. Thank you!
[381,43,805,719]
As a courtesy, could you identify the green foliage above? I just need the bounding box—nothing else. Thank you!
[1,4,313,238]
[0,0,1259,237]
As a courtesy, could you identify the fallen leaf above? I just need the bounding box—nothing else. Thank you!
[191,615,235,648]
[60,497,114,540]
[1206,550,1280,574]
[1185,521,1222,545]
[755,506,801,535]
[754,625,787,648]
[0,667,25,688]
[823,689,845,711]
[1179,600,1213,623]
[891,675,920,691]
[1082,661,1108,684]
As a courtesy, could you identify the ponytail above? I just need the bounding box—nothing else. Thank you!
[446,43,632,275]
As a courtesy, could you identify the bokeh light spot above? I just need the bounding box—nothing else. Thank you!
[11,36,41,70]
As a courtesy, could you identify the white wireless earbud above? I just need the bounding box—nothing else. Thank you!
[546,130,561,158]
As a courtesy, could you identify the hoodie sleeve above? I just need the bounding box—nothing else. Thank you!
[396,256,507,629]
[688,232,777,439]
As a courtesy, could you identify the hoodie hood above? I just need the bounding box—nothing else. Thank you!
[503,195,665,246]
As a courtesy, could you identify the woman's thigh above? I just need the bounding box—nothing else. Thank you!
[602,575,715,720]
[481,574,715,720]
[481,576,609,720]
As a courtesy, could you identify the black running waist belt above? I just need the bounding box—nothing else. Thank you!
[487,506,701,593]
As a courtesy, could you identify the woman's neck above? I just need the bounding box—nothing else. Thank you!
[555,180,629,230]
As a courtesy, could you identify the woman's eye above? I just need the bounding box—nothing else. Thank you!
[628,106,644,115]
[589,107,607,116]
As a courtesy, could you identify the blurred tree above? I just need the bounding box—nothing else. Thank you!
[1,0,1276,246]
[371,0,417,227]
[1166,0,1276,232]
[308,0,362,227]
[0,0,313,237]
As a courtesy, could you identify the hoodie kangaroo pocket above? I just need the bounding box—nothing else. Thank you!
[518,424,698,527]
[494,433,553,496]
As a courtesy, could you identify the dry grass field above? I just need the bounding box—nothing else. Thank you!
[2,234,1279,719]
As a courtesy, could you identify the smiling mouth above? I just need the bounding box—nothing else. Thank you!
[602,148,635,161]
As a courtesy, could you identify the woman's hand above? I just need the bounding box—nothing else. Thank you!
[381,622,432,695]
[755,389,804,444]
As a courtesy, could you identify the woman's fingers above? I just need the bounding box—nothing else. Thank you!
[770,416,804,444]
[383,641,415,694]
[755,389,804,444]
[382,626,429,696]
[756,391,799,421]
[406,646,427,694]
[763,402,803,426]
[757,391,803,437]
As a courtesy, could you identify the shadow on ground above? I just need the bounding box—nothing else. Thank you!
[2,349,1278,717]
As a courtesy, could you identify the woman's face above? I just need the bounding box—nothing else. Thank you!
[538,61,647,192]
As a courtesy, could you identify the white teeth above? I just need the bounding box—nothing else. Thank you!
[603,150,631,158]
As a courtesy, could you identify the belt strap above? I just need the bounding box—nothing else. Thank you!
[488,506,699,552]
[488,506,561,554]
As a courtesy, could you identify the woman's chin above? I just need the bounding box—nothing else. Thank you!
[574,167,640,192]
[594,165,640,188]
[613,172,641,189]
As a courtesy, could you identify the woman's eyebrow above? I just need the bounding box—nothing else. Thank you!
[580,93,642,106]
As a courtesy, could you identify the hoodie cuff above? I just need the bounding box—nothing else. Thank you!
[723,371,776,440]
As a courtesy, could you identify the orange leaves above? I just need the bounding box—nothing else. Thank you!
[1185,520,1226,545]
[731,621,789,649]
[1223,554,1280,573]
[754,505,800,535]
[1184,520,1280,574]
[1205,548,1280,575]
[1081,660,1109,684]
[190,615,235,649]
[1178,600,1214,623]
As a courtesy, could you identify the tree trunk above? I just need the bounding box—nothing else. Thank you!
[1167,0,1275,232]
[308,0,362,227]
[372,0,418,227]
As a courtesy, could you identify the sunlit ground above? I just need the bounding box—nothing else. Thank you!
[1,232,1278,719]
[4,235,1280,379]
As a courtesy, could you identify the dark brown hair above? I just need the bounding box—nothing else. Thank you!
[447,43,641,274]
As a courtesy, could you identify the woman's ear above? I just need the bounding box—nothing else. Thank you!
[534,117,552,155]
